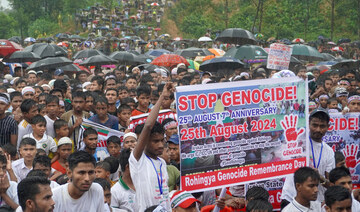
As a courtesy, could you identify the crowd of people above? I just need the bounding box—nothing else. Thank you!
[0,1,360,212]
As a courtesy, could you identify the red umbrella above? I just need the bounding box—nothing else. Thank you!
[151,54,189,68]
[151,2,159,6]
[331,46,344,52]
[0,40,23,58]
[154,28,161,31]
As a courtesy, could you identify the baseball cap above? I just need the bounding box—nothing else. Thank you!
[168,134,179,145]
[54,69,64,76]
[310,108,330,121]
[58,137,73,147]
[170,190,200,209]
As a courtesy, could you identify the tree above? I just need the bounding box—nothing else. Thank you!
[0,12,17,38]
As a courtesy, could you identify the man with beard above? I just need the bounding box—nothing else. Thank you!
[17,176,55,212]
[52,151,104,212]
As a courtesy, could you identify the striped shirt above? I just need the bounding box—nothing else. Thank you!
[0,115,18,146]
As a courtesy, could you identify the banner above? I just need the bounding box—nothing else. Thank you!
[323,112,360,187]
[82,119,124,161]
[128,109,177,132]
[246,179,283,211]
[176,77,308,192]
[266,43,292,70]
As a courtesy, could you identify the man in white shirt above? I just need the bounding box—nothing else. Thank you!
[282,167,322,212]
[328,166,360,211]
[17,176,55,212]
[324,186,352,212]
[44,95,60,138]
[12,138,37,182]
[129,83,174,211]
[52,151,104,212]
[281,108,335,207]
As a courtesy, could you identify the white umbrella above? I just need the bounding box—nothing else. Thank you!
[198,36,212,42]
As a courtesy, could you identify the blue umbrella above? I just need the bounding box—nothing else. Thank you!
[145,49,171,57]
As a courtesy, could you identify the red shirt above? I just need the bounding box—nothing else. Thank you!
[51,160,66,174]
[131,108,151,117]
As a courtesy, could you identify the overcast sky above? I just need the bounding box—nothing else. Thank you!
[0,0,11,9]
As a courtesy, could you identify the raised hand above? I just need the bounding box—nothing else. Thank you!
[343,144,360,168]
[280,114,305,142]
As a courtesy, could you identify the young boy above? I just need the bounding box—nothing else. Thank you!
[82,127,100,160]
[282,167,321,212]
[0,93,18,147]
[51,137,73,174]
[44,95,59,138]
[327,98,340,112]
[117,104,132,132]
[328,166,360,211]
[130,83,174,211]
[107,136,121,158]
[131,85,151,116]
[89,95,119,130]
[9,91,22,113]
[324,186,352,212]
[23,115,57,157]
[0,154,19,210]
[95,161,116,187]
[17,99,38,148]
[53,119,74,152]
[32,155,60,189]
[111,148,136,212]
[12,138,37,182]
[93,178,114,212]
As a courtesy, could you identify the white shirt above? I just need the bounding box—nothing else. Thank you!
[17,120,32,149]
[282,198,321,212]
[129,152,171,211]
[50,180,60,189]
[23,133,57,155]
[12,158,32,182]
[111,178,136,212]
[52,183,105,212]
[44,115,58,138]
[0,181,18,207]
[281,140,335,203]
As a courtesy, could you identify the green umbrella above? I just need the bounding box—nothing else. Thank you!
[290,44,324,61]
[224,45,267,63]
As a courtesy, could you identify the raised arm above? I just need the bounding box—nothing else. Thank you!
[133,83,174,160]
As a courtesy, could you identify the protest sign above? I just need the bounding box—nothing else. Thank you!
[128,109,177,132]
[323,112,360,187]
[82,119,124,161]
[176,77,308,192]
[266,43,292,70]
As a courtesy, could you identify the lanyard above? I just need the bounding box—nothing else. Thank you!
[145,154,163,195]
[310,138,323,169]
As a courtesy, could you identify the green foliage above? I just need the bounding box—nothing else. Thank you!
[28,17,58,38]
[168,0,360,41]
[0,12,17,38]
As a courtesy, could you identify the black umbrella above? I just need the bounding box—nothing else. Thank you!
[321,53,336,61]
[23,43,68,58]
[80,55,117,66]
[175,47,213,59]
[200,57,244,73]
[57,64,82,72]
[290,44,324,61]
[135,54,154,64]
[3,51,41,63]
[332,59,360,70]
[215,28,256,45]
[73,49,104,60]
[26,57,73,70]
[110,51,139,65]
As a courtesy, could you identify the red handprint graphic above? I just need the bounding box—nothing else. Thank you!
[343,144,360,169]
[280,114,305,142]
